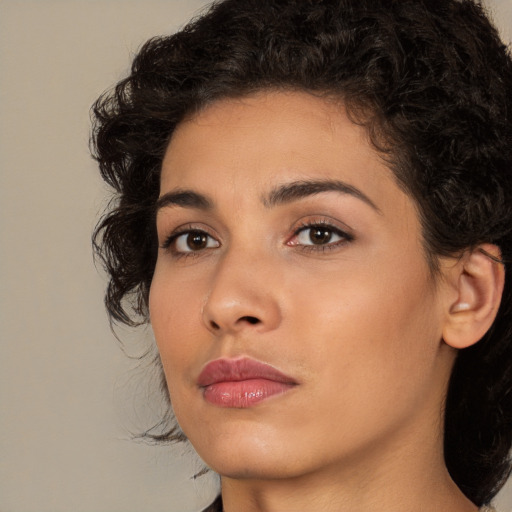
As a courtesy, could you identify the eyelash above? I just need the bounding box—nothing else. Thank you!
[161,224,219,259]
[160,220,354,259]
[288,220,354,253]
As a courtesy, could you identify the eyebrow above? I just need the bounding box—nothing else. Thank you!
[263,179,381,213]
[155,190,213,212]
[155,179,380,213]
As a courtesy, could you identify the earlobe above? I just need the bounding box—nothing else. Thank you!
[443,244,505,350]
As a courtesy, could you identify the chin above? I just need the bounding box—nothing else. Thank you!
[187,422,309,480]
[206,452,305,481]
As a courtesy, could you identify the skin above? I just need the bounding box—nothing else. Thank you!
[149,90,479,512]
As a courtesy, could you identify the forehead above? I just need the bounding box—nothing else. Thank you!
[160,90,410,216]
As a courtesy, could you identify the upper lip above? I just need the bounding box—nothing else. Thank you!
[197,357,297,387]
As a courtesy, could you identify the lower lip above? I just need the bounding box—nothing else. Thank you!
[202,379,295,408]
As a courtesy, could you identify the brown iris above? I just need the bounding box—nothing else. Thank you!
[187,231,208,250]
[309,227,333,245]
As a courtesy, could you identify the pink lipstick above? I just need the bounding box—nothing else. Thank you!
[197,357,297,408]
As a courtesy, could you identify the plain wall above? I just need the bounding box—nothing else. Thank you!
[0,1,511,511]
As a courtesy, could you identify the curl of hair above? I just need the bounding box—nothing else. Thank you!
[91,0,512,505]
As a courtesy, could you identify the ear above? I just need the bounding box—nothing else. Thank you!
[442,244,505,349]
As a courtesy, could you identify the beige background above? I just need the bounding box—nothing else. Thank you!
[0,1,511,511]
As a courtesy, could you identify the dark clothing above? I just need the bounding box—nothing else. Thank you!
[201,495,222,512]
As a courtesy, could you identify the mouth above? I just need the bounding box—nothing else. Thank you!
[197,357,298,408]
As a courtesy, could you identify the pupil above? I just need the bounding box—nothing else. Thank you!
[188,232,207,250]
[310,228,332,244]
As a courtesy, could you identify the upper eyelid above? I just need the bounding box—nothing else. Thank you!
[291,216,354,236]
[295,224,351,237]
[158,221,216,236]
[296,220,346,231]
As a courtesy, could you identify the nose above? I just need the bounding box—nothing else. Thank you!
[201,247,282,336]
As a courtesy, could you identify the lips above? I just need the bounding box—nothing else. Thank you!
[197,357,297,408]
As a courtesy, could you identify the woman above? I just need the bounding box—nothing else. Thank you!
[92,0,512,510]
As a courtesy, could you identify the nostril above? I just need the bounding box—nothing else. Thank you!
[240,316,260,325]
[210,320,220,330]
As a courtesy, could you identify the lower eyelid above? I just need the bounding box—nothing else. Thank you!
[294,235,353,255]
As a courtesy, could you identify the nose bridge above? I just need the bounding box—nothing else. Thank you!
[201,240,282,334]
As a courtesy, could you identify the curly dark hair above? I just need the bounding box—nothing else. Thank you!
[91,0,512,506]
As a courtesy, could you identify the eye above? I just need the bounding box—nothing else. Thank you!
[163,229,220,254]
[296,226,342,245]
[288,222,353,250]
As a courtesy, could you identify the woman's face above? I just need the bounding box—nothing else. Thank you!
[150,91,455,480]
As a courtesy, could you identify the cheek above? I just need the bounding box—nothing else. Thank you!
[288,255,442,405]
[149,267,206,387]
